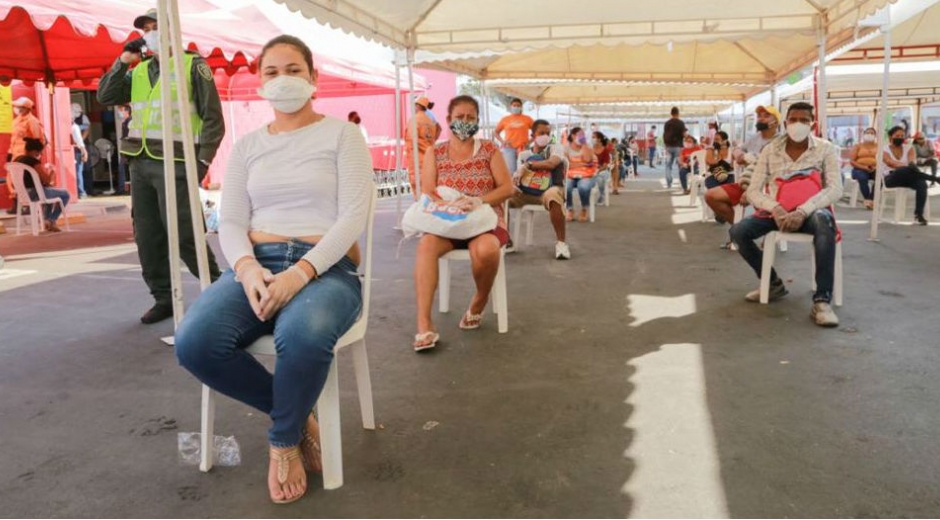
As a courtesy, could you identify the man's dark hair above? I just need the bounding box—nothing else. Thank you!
[786,102,815,118]
[510,97,522,106]
[531,119,550,134]
[670,106,679,116]
[24,137,44,154]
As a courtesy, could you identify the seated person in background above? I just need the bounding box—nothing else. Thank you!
[704,131,734,192]
[593,131,613,205]
[706,106,781,247]
[509,119,570,260]
[14,138,70,232]
[678,134,702,194]
[848,127,879,209]
[729,102,843,327]
[912,132,937,182]
[564,126,598,222]
[609,137,622,195]
[413,95,514,351]
[882,126,940,225]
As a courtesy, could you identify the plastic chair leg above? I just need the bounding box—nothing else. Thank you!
[200,385,215,472]
[317,360,343,490]
[834,242,844,307]
[494,253,508,333]
[759,232,778,304]
[524,211,535,246]
[511,208,522,248]
[351,341,375,430]
[438,258,450,313]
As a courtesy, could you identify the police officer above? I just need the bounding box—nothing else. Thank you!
[98,8,223,324]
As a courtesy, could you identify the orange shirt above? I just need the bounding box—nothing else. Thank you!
[495,114,534,151]
[10,113,43,160]
[404,110,438,156]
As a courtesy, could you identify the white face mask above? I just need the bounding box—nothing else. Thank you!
[863,134,876,143]
[534,135,551,147]
[258,75,316,114]
[786,122,813,143]
[142,30,160,54]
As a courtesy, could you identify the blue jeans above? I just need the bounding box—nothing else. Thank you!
[648,147,657,167]
[566,177,597,210]
[851,168,874,200]
[595,169,611,203]
[501,147,518,173]
[678,167,691,191]
[729,209,837,303]
[175,240,362,448]
[74,148,86,197]
[665,147,681,187]
[27,187,70,222]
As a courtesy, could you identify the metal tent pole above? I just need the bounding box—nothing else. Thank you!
[394,53,404,228]
[407,49,421,196]
[817,18,829,139]
[870,20,892,241]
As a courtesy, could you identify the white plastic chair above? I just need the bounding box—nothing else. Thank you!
[759,231,843,306]
[687,150,708,206]
[438,201,509,333]
[510,204,548,250]
[6,163,70,236]
[880,178,931,224]
[842,174,861,207]
[198,188,378,490]
[568,183,598,222]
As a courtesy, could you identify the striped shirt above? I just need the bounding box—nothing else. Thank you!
[747,135,843,215]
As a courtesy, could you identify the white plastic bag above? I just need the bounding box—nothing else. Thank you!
[402,186,498,240]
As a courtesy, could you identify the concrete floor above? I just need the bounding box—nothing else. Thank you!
[1,169,939,518]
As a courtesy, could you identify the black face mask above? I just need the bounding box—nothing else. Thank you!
[755,122,770,131]
[892,138,904,146]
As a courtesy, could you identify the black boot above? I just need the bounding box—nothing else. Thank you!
[140,302,174,324]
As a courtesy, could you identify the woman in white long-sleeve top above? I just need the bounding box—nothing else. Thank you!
[174,35,373,505]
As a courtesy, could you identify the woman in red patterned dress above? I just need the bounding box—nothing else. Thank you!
[412,95,514,351]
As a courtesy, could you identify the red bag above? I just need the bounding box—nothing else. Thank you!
[774,168,822,211]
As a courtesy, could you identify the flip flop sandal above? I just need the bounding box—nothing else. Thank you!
[300,412,322,473]
[459,311,483,330]
[413,331,440,352]
[269,446,306,505]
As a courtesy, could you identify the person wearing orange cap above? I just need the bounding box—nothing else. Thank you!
[404,96,441,196]
[8,97,45,162]
[706,105,781,248]
[6,97,46,211]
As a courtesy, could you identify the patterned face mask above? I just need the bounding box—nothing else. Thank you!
[450,119,479,141]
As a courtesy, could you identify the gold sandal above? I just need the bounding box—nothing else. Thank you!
[300,412,322,473]
[269,446,307,504]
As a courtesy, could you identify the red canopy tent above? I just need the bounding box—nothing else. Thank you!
[0,0,430,202]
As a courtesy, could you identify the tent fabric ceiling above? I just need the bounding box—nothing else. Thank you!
[836,1,940,62]
[273,0,896,52]
[0,1,426,96]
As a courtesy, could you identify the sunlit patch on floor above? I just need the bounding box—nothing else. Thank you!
[624,343,728,517]
[626,294,696,328]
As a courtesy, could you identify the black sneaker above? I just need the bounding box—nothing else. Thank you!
[915,214,928,226]
[140,303,174,324]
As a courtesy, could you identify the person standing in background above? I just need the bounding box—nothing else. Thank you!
[97,7,224,324]
[646,125,658,168]
[348,110,369,143]
[70,119,89,197]
[404,96,441,196]
[494,98,534,175]
[662,107,687,189]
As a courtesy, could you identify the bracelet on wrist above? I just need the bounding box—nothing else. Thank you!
[288,264,311,285]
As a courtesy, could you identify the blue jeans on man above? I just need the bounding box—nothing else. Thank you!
[501,147,518,174]
[27,187,70,222]
[729,209,837,303]
[664,146,682,188]
[74,148,86,197]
